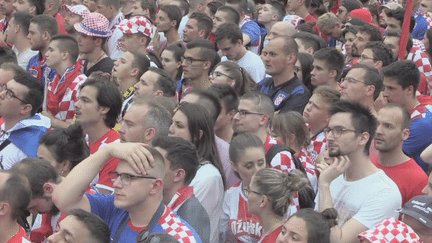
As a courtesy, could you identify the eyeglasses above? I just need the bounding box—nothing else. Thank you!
[235,109,265,118]
[180,56,208,65]
[341,77,366,85]
[0,84,29,104]
[324,126,361,138]
[244,188,263,197]
[109,172,156,185]
[210,71,233,79]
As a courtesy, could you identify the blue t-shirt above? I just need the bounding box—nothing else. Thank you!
[87,193,203,243]
[413,13,428,40]
[26,53,56,87]
[402,104,432,171]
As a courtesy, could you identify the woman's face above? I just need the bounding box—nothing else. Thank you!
[276,216,309,243]
[423,33,430,52]
[37,144,67,175]
[294,59,303,82]
[161,50,181,79]
[232,147,266,187]
[209,65,234,87]
[169,110,193,142]
[344,32,357,55]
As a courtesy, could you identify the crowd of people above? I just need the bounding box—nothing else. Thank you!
[0,0,432,241]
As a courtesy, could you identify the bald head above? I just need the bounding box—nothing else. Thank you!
[267,21,296,41]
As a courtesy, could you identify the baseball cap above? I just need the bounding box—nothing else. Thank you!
[398,195,432,229]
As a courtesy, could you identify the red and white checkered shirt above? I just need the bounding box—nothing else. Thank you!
[358,217,422,243]
[407,47,432,91]
[159,206,201,242]
[55,75,86,123]
[264,135,296,174]
[413,39,427,53]
[306,130,327,165]
[297,148,318,192]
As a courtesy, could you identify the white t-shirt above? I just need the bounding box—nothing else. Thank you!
[178,15,189,40]
[222,51,266,83]
[190,162,224,243]
[320,170,402,229]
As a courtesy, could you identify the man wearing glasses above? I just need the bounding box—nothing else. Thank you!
[176,38,217,101]
[52,143,202,243]
[0,73,50,170]
[316,100,402,243]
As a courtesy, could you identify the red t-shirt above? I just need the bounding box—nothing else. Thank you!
[371,156,428,206]
[7,225,30,243]
[55,13,68,35]
[261,226,282,243]
[88,129,120,192]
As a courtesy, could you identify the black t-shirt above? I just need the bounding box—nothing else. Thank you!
[84,57,114,76]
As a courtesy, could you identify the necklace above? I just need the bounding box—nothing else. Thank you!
[87,51,106,70]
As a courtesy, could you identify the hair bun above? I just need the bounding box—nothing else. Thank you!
[321,208,339,228]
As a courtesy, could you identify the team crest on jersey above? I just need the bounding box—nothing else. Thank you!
[28,68,38,78]
[274,93,286,106]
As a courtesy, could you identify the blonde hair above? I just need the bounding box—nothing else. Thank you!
[253,168,311,216]
[317,12,340,30]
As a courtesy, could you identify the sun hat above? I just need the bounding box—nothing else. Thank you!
[74,12,112,37]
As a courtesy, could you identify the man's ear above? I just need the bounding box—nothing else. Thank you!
[329,69,337,80]
[306,47,314,55]
[173,168,186,183]
[99,106,110,115]
[131,67,140,78]
[43,182,56,196]
[365,84,375,98]
[28,6,36,15]
[43,31,51,42]
[20,104,33,116]
[358,132,370,146]
[198,29,206,39]
[144,127,157,143]
[0,202,11,217]
[374,60,383,70]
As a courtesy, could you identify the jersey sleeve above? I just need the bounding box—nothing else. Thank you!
[241,21,260,46]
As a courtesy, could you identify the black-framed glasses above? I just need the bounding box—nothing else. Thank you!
[244,188,263,197]
[109,172,156,185]
[210,71,233,79]
[359,54,376,62]
[180,56,208,65]
[341,77,366,85]
[0,84,29,104]
[235,109,265,118]
[324,126,361,138]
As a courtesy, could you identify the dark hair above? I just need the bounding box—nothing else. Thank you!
[342,24,359,37]
[381,103,411,129]
[297,53,314,92]
[141,0,157,20]
[0,46,17,66]
[313,48,345,79]
[208,84,239,114]
[386,8,415,32]
[186,38,217,64]
[272,111,310,149]
[12,11,33,36]
[81,74,123,128]
[152,136,199,185]
[226,0,248,13]
[230,132,265,164]
[253,168,310,217]
[29,0,46,15]
[129,51,151,78]
[364,41,394,67]
[176,103,226,188]
[350,63,383,100]
[216,6,240,25]
[341,0,362,12]
[69,209,111,243]
[212,61,256,96]
[10,158,59,198]
[241,91,275,123]
[358,24,382,42]
[329,100,378,154]
[38,123,89,170]
[207,1,223,16]
[215,22,243,44]
[185,89,222,123]
[291,208,339,243]
[385,28,413,56]
[145,67,175,97]
[160,5,183,30]
[50,34,79,63]
[296,23,317,35]
[30,14,59,38]
[164,43,185,81]
[13,73,44,116]
[132,98,173,137]
[189,12,213,39]
[293,32,326,53]
[0,172,31,220]
[382,60,419,93]
[267,0,286,21]
[425,29,432,58]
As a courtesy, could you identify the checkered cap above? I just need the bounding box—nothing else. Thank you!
[74,12,112,37]
[61,4,89,17]
[358,217,422,243]
[118,16,153,37]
